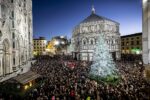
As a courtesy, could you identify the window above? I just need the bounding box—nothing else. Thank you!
[95,39,97,44]
[112,41,113,45]
[137,37,139,39]
[12,21,14,28]
[82,39,87,45]
[131,38,134,40]
[12,11,14,18]
[126,42,129,46]
[131,41,134,45]
[0,30,2,40]
[13,58,15,65]
[11,0,13,3]
[91,40,93,45]
[12,32,15,39]
[13,42,15,48]
[83,41,86,45]
[122,42,124,46]
[24,0,26,7]
[137,41,140,45]
[19,2,21,7]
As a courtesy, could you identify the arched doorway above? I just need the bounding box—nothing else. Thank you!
[2,39,10,76]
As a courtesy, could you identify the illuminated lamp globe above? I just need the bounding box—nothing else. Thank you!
[61,41,65,44]
[54,41,60,45]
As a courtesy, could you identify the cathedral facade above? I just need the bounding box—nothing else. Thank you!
[0,0,33,78]
[72,7,121,61]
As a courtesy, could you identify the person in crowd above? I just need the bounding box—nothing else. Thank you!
[1,54,150,100]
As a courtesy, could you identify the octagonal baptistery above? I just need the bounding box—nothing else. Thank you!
[72,7,121,61]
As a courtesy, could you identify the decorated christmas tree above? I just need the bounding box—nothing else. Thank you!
[89,33,119,82]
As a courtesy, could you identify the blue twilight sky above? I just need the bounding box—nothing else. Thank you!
[33,0,142,40]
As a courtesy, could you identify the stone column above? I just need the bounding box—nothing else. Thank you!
[0,54,2,76]
[142,0,150,64]
[0,44,3,76]
[142,0,150,81]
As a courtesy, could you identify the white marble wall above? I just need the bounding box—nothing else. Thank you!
[72,19,121,61]
[142,0,150,64]
[0,0,33,77]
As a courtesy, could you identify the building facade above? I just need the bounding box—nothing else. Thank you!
[142,0,150,64]
[121,33,142,54]
[33,37,47,55]
[72,7,121,61]
[0,0,33,78]
[48,36,68,54]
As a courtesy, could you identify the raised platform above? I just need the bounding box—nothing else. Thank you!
[143,64,150,80]
[0,60,35,82]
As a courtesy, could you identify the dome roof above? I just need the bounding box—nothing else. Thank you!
[80,13,119,24]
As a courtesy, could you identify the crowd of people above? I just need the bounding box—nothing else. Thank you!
[121,54,142,62]
[23,55,150,100]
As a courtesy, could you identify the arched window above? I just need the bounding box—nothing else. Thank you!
[91,40,93,45]
[83,40,86,45]
[89,38,95,45]
[82,38,87,45]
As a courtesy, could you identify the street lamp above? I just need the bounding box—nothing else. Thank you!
[61,41,65,44]
[54,40,60,46]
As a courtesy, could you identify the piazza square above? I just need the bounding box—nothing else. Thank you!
[0,0,150,99]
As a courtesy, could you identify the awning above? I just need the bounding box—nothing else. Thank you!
[13,71,41,85]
